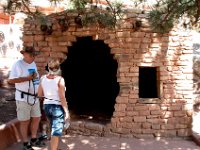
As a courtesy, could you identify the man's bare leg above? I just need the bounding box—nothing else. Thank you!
[30,117,41,138]
[20,120,30,142]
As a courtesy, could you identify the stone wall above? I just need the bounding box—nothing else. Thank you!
[22,10,194,138]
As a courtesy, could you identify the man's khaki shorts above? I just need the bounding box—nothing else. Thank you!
[16,101,41,121]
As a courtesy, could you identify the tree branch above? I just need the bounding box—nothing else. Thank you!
[21,0,35,17]
[161,0,179,25]
[195,0,200,23]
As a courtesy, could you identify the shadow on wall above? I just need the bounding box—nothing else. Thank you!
[0,69,15,101]
[193,43,200,105]
[61,37,120,122]
[0,69,10,88]
[193,42,200,136]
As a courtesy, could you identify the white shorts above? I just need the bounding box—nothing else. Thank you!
[16,101,41,121]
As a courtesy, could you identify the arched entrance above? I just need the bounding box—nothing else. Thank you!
[61,36,119,123]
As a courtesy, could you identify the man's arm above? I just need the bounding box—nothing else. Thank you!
[8,73,36,84]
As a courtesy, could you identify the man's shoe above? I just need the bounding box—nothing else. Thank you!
[22,143,33,150]
[30,138,46,147]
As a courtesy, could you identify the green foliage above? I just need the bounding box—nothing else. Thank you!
[2,0,123,29]
[70,0,90,12]
[82,1,123,28]
[49,0,64,6]
[4,0,200,32]
[148,0,199,33]
[97,13,116,28]
[36,15,49,25]
[83,12,116,28]
[149,10,174,33]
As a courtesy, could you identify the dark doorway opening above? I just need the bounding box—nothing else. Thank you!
[61,37,119,123]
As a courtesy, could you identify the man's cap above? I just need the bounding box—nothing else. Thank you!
[20,46,40,55]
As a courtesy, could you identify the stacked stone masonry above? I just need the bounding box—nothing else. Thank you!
[22,10,193,138]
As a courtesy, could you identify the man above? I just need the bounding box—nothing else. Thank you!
[8,46,45,150]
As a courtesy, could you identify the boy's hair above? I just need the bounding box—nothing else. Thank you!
[48,58,61,75]
[48,59,60,70]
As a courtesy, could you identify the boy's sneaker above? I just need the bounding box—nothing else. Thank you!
[38,134,48,141]
[30,138,46,147]
[22,143,33,150]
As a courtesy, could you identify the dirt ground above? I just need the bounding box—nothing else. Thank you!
[0,88,17,125]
